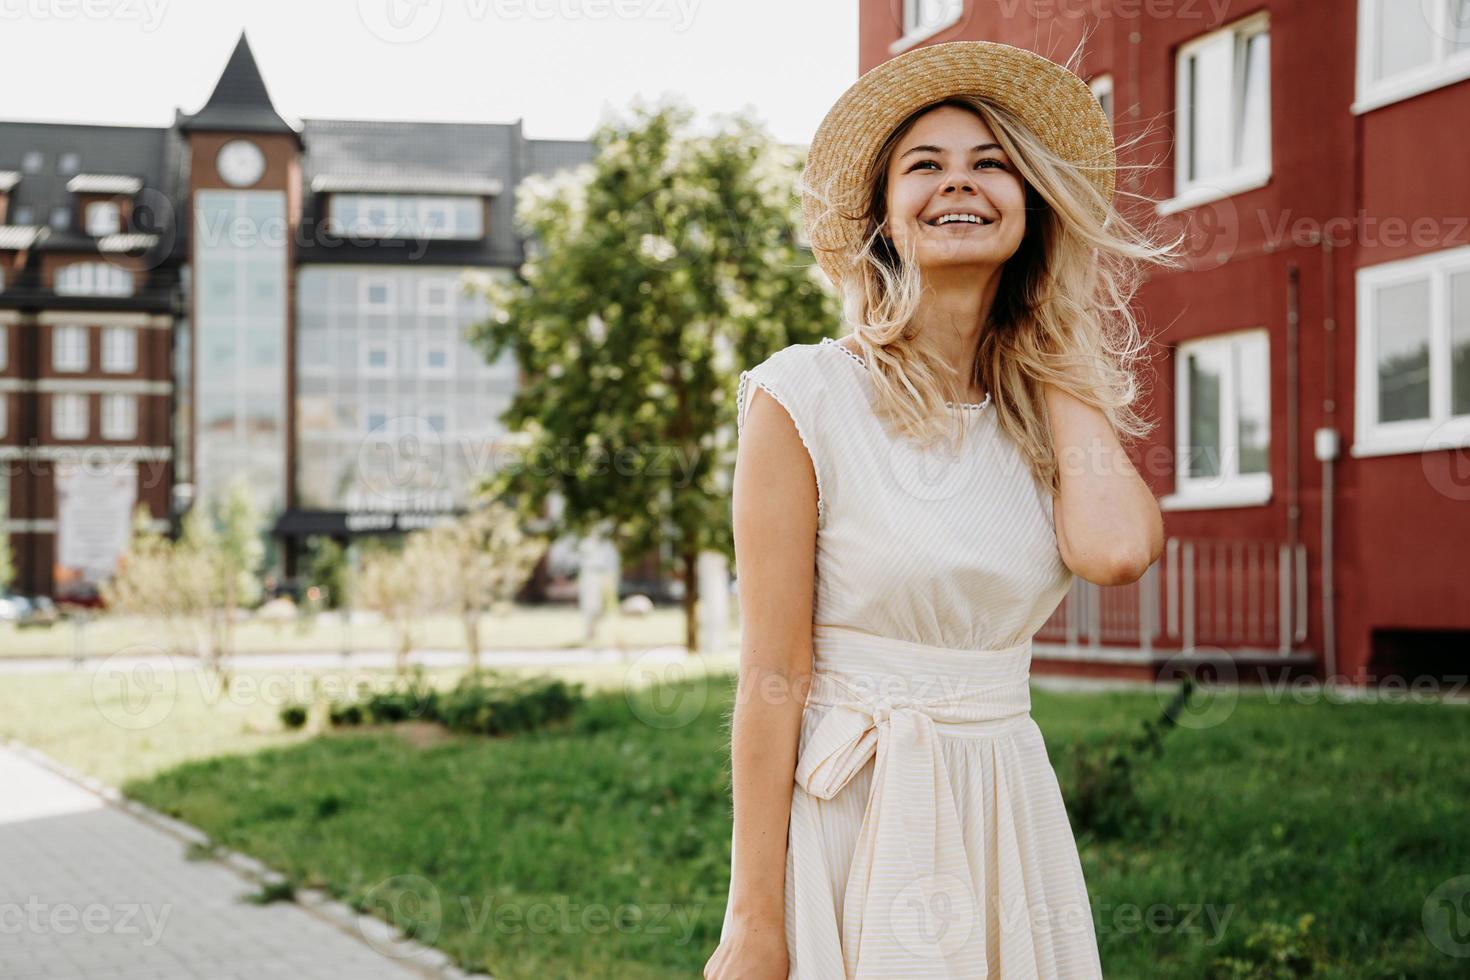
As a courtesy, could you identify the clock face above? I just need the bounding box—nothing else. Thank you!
[217,139,265,188]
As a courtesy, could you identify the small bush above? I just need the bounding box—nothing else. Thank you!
[364,670,438,724]
[1065,677,1193,839]
[329,702,365,727]
[279,704,309,729]
[1209,913,1331,979]
[435,673,584,736]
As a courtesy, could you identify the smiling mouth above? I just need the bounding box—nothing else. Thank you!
[926,215,995,227]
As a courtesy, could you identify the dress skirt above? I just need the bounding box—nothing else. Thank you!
[721,623,1105,979]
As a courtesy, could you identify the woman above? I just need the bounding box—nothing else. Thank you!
[705,41,1182,979]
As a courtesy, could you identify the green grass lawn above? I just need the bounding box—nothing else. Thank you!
[3,668,1467,978]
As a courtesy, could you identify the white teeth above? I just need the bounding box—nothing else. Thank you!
[933,214,989,225]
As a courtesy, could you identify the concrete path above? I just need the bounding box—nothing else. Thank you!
[0,745,441,980]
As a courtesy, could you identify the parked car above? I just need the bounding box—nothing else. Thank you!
[0,592,60,628]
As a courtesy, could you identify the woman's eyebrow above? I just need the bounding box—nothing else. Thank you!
[899,142,1003,159]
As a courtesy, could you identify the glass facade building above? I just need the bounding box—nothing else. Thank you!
[294,265,518,513]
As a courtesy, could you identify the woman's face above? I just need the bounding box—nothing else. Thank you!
[882,105,1027,272]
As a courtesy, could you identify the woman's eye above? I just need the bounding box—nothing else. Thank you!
[909,159,1007,171]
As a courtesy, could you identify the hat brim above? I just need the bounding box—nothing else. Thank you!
[801,40,1116,287]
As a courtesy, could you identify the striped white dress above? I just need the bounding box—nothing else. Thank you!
[722,338,1105,979]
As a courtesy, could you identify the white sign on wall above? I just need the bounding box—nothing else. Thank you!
[55,461,137,587]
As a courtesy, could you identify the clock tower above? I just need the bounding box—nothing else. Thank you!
[180,31,302,578]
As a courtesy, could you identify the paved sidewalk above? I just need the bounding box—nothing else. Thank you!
[0,745,433,980]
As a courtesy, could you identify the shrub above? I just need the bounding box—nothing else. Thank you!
[1064,677,1193,839]
[279,703,309,730]
[329,702,365,727]
[435,672,584,737]
[364,669,438,724]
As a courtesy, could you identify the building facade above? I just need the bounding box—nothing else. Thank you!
[0,31,593,600]
[861,1,1470,684]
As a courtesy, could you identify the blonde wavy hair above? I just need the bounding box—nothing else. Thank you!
[815,93,1185,496]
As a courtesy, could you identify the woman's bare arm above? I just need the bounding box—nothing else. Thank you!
[724,383,820,925]
[1044,383,1164,587]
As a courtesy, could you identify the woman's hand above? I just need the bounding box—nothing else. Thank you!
[703,911,789,979]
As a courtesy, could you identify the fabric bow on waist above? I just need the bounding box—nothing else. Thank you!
[793,675,1031,978]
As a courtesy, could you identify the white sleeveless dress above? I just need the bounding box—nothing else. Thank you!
[721,338,1105,979]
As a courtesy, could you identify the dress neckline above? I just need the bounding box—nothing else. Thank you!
[820,337,993,411]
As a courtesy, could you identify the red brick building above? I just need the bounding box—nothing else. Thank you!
[860,1,1470,684]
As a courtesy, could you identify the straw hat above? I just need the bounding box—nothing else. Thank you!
[801,40,1116,287]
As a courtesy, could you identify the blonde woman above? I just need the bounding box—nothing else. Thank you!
[704,41,1183,980]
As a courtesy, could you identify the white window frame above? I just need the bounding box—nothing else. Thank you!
[85,200,122,237]
[0,394,6,438]
[101,326,137,373]
[1089,73,1115,125]
[1353,243,1470,457]
[1161,12,1272,216]
[52,324,88,372]
[0,325,7,371]
[1162,328,1273,511]
[52,393,88,440]
[1354,0,1470,113]
[101,393,137,440]
[54,262,133,297]
[890,0,964,55]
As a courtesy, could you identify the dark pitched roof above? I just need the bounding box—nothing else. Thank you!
[0,120,174,229]
[180,31,299,142]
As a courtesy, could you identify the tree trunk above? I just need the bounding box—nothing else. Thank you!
[682,547,699,656]
[464,608,481,673]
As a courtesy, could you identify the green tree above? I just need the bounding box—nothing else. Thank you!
[465,97,837,654]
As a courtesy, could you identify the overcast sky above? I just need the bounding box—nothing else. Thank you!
[0,0,859,144]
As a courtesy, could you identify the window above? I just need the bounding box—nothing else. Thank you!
[419,277,454,313]
[361,276,395,309]
[0,325,7,370]
[57,152,80,176]
[1163,329,1271,510]
[50,206,71,230]
[1090,74,1114,125]
[1356,0,1470,112]
[0,395,6,438]
[894,0,963,51]
[329,194,484,240]
[362,342,393,375]
[1354,244,1470,457]
[52,324,88,372]
[85,201,122,237]
[101,394,137,439]
[424,347,450,374]
[366,410,387,433]
[21,151,42,174]
[102,326,137,373]
[55,263,134,297]
[1166,13,1271,213]
[13,206,34,225]
[52,393,88,439]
